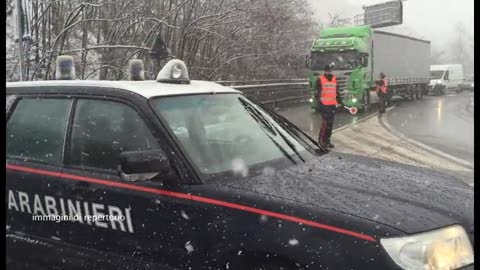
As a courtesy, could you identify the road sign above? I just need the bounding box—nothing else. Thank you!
[355,0,403,28]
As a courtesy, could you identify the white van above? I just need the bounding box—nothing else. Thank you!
[429,64,464,94]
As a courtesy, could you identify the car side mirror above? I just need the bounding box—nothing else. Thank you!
[119,149,173,182]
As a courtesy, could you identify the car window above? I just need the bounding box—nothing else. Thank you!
[6,98,72,164]
[68,99,160,170]
[152,94,312,179]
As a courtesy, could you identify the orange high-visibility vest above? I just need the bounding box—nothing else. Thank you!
[319,75,338,105]
[379,79,388,94]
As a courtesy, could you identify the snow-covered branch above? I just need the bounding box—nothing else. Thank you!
[6,0,318,81]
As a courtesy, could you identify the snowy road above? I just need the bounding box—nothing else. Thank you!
[278,92,474,186]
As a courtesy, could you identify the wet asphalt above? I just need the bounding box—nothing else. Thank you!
[276,103,377,139]
[386,91,474,165]
[277,91,474,168]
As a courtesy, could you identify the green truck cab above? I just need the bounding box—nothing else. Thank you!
[307,26,372,112]
[307,25,430,112]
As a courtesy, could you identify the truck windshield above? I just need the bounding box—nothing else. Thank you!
[430,70,445,79]
[151,94,317,182]
[310,51,359,70]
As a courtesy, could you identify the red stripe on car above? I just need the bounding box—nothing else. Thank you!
[6,164,376,242]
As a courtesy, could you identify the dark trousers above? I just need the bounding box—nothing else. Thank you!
[378,91,386,113]
[318,105,336,145]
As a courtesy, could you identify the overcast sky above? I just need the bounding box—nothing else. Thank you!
[306,0,474,50]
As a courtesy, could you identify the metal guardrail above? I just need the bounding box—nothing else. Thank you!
[215,79,307,86]
[215,77,430,108]
[216,79,310,108]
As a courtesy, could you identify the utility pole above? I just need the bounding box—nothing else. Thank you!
[15,0,25,81]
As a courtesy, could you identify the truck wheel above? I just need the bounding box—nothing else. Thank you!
[361,90,369,112]
[403,87,410,101]
[415,86,423,100]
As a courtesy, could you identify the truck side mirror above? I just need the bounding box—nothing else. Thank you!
[360,54,369,67]
[119,149,173,182]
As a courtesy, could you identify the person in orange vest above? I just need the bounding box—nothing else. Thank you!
[317,64,343,149]
[376,72,388,113]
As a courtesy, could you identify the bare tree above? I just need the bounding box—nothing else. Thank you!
[430,48,448,65]
[448,22,473,75]
[6,0,319,81]
[327,12,351,28]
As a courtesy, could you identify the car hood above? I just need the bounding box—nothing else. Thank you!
[218,152,474,235]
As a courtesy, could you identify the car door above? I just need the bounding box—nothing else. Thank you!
[59,96,204,269]
[6,95,77,268]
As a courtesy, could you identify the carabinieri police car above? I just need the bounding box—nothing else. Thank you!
[6,56,474,270]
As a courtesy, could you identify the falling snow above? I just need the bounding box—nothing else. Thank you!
[181,210,190,220]
[231,158,249,177]
[288,239,299,246]
[185,241,194,254]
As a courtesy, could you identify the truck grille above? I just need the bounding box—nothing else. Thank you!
[336,75,348,99]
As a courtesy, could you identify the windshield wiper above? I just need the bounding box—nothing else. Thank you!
[240,98,307,162]
[270,122,305,163]
[270,111,322,148]
[239,99,277,135]
[239,99,297,164]
[264,131,297,165]
[251,116,298,165]
[275,113,327,154]
[252,102,327,154]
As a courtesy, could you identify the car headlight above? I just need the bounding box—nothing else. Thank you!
[381,225,473,270]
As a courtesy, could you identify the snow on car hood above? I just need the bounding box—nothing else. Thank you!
[218,152,474,235]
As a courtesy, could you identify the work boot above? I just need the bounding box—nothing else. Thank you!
[318,142,329,151]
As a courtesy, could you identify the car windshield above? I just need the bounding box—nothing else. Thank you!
[151,94,318,181]
[310,51,358,70]
[430,70,445,79]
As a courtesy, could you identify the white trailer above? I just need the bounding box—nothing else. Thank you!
[372,30,431,100]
